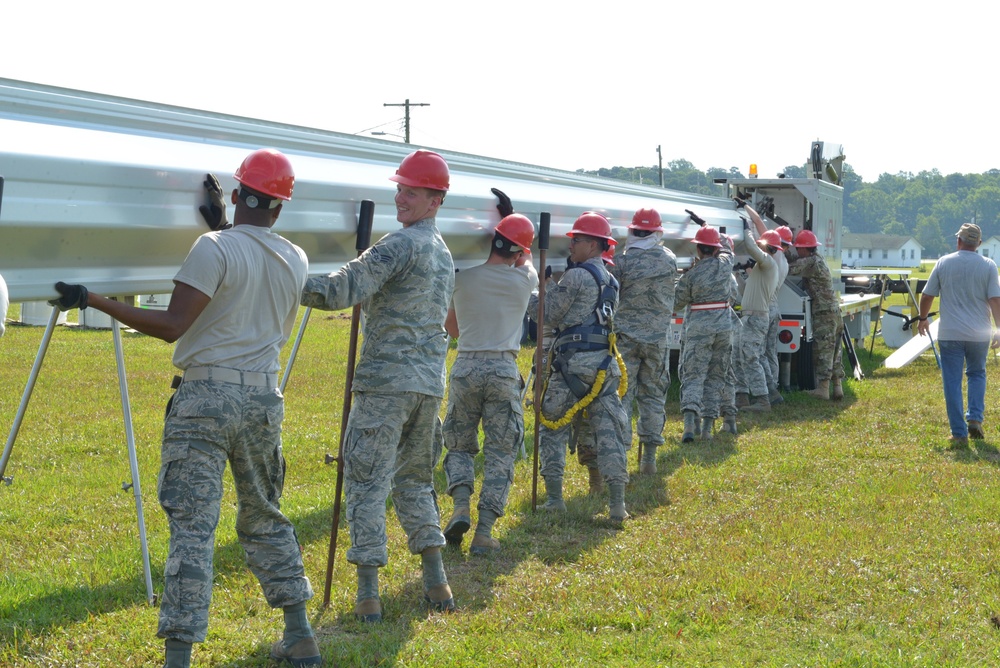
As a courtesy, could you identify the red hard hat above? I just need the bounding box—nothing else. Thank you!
[776,226,793,245]
[495,213,535,253]
[567,212,615,242]
[234,148,295,201]
[720,233,735,253]
[794,229,822,248]
[629,207,662,231]
[602,247,615,265]
[691,226,722,248]
[389,150,450,191]
[760,230,782,248]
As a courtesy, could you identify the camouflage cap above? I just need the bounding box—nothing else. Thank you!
[956,223,982,244]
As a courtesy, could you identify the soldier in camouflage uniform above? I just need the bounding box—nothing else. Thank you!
[574,246,619,493]
[609,208,677,474]
[300,150,456,622]
[787,229,845,400]
[50,150,319,668]
[530,212,630,523]
[441,213,537,555]
[674,224,736,442]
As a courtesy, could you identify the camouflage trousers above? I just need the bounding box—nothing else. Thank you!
[157,379,312,644]
[764,302,781,391]
[679,327,733,418]
[617,335,669,447]
[812,310,845,383]
[539,355,628,485]
[441,354,524,517]
[343,391,446,567]
[735,312,769,397]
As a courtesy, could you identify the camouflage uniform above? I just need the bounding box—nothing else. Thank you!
[765,251,790,391]
[157,226,311,644]
[675,248,735,419]
[158,380,311,642]
[301,217,454,566]
[609,244,678,448]
[721,274,742,423]
[787,253,844,384]
[530,257,629,487]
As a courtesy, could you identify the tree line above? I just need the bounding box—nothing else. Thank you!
[579,161,1000,258]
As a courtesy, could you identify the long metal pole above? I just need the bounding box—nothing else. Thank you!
[531,213,551,512]
[322,199,374,607]
[110,305,155,604]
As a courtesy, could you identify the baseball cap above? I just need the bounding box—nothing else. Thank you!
[956,223,982,244]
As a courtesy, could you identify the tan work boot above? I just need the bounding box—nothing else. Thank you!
[969,420,985,439]
[735,392,751,408]
[608,483,629,524]
[721,416,738,435]
[768,387,785,405]
[639,444,657,474]
[682,411,697,443]
[807,379,831,400]
[354,597,382,623]
[443,501,471,546]
[424,583,456,613]
[270,636,322,666]
[742,395,771,412]
[470,533,500,555]
[832,377,844,400]
[541,477,567,512]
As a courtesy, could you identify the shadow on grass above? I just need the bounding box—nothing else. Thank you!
[0,532,257,651]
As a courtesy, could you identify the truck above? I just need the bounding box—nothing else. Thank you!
[0,78,876,389]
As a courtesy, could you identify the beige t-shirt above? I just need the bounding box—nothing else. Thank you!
[172,225,308,373]
[452,261,538,353]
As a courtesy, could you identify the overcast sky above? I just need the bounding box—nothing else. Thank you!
[3,1,993,182]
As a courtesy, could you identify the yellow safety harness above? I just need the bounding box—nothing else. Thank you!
[537,328,629,430]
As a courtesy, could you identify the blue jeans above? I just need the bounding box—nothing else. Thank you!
[938,339,989,438]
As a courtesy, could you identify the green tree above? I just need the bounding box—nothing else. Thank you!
[846,187,894,234]
[914,215,949,258]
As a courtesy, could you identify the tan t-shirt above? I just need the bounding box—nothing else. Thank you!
[172,225,308,373]
[452,262,538,353]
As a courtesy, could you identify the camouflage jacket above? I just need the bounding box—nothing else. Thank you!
[301,218,455,396]
[787,253,838,314]
[610,245,678,343]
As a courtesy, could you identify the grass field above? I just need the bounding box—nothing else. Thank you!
[4,280,1000,667]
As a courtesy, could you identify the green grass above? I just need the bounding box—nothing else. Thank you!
[4,299,1000,667]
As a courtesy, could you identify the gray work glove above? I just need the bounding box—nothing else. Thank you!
[199,173,230,230]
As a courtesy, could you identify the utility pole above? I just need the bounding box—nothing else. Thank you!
[657,145,664,187]
[384,99,430,144]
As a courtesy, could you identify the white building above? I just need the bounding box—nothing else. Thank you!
[978,235,1000,260]
[841,233,923,268]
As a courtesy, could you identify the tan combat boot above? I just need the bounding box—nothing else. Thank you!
[587,466,604,494]
[808,379,831,400]
[832,377,844,400]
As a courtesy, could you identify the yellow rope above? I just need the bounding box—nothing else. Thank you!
[537,332,628,430]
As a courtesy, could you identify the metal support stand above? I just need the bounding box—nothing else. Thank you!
[111,305,156,604]
[1,304,155,604]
